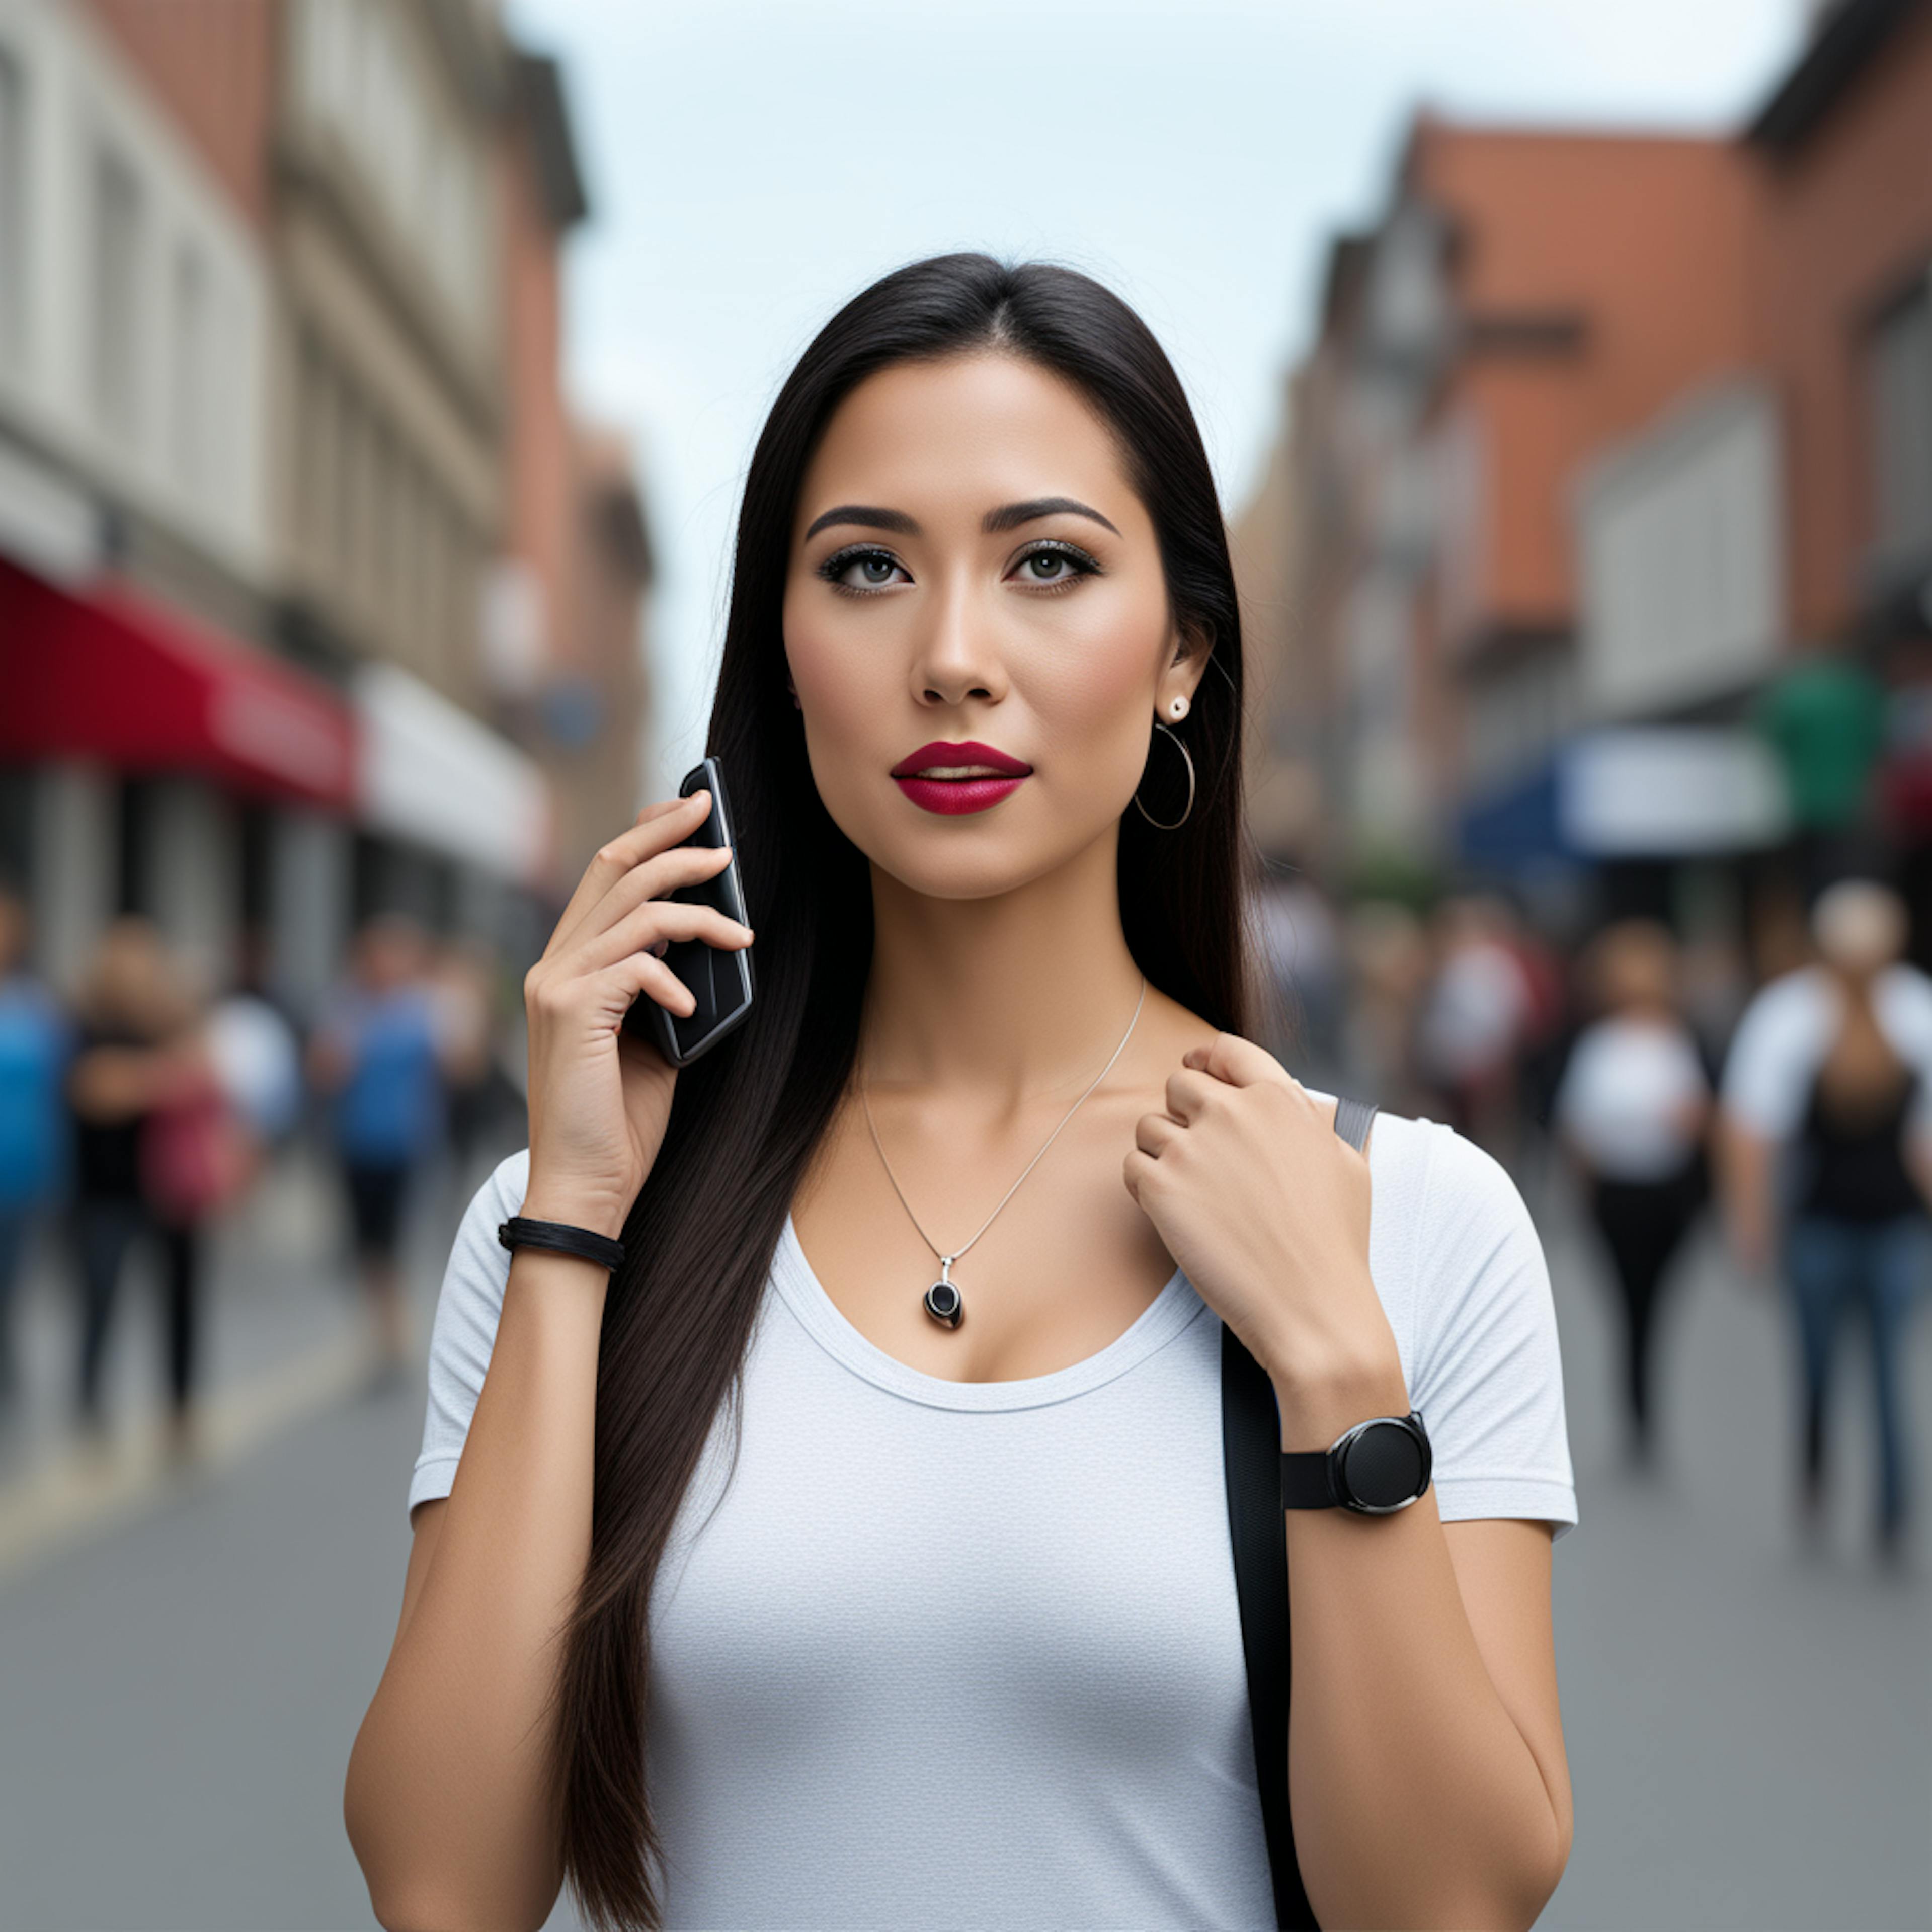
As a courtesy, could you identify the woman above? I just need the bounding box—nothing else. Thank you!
[68,917,230,1454]
[1553,919,1713,1468]
[1719,877,1932,1560]
[346,257,1577,1931]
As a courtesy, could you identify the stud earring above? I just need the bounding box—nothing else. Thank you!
[1169,696,1189,721]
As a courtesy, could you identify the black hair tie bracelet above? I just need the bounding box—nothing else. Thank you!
[498,1216,626,1273]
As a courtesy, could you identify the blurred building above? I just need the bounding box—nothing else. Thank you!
[1240,0,1932,964]
[491,52,653,890]
[0,0,326,998]
[0,0,653,1014]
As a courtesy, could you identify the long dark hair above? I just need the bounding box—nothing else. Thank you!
[556,253,1259,1929]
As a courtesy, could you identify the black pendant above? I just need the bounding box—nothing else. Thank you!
[924,1276,963,1329]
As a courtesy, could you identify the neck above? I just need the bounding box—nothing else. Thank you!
[859,825,1145,1099]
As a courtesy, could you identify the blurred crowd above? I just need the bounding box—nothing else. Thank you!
[0,895,525,1461]
[1259,860,1931,1569]
[4,844,1926,1575]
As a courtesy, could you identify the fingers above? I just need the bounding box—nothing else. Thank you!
[576,897,753,975]
[567,839,738,954]
[1135,1112,1182,1159]
[1180,1031,1289,1089]
[602,948,699,1019]
[1163,1068,1219,1124]
[1122,1146,1161,1208]
[546,790,715,960]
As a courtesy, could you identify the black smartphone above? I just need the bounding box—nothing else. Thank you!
[620,755,755,1067]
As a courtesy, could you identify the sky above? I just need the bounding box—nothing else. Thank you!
[505,0,1808,797]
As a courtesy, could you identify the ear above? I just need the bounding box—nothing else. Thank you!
[1156,617,1214,719]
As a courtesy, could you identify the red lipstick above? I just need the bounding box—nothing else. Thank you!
[890,740,1032,815]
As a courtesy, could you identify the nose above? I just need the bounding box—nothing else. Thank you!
[909,575,1007,710]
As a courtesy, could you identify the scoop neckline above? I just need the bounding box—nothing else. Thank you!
[772,1211,1208,1413]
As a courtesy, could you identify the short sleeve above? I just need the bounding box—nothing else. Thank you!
[1404,1123,1578,1540]
[1877,965,1932,1148]
[1719,971,1826,1141]
[409,1148,529,1519]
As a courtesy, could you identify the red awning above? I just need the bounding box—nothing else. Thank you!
[0,553,355,809]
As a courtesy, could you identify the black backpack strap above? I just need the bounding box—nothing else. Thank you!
[1223,1093,1377,1931]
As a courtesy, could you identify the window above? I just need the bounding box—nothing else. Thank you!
[1870,277,1932,564]
[91,145,143,442]
[0,49,25,367]
[170,243,210,492]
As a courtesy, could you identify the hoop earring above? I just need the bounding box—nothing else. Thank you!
[1133,720,1195,830]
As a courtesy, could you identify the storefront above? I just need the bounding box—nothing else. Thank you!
[0,552,355,1002]
[0,554,555,1011]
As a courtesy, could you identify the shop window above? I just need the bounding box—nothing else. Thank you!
[0,766,32,897]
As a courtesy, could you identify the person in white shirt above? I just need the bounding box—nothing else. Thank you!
[1554,920,1713,1467]
[343,256,1576,1932]
[1718,878,1932,1560]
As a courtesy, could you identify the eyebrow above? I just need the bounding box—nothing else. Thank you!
[803,504,920,541]
[800,496,1123,544]
[982,496,1121,537]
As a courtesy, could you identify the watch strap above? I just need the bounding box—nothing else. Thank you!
[497,1216,626,1273]
[1280,1410,1430,1511]
[1278,1445,1341,1509]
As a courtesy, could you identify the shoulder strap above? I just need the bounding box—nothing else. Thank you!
[1223,1092,1377,1931]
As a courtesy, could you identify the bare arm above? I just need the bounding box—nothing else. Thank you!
[345,1249,609,1930]
[69,1041,189,1121]
[1123,1045,1572,1927]
[343,792,754,1932]
[1280,1360,1570,1931]
[1714,1110,1779,1276]
[1908,1131,1932,1214]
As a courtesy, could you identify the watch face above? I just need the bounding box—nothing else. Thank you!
[1340,1419,1428,1510]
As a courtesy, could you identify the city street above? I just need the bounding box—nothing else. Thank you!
[0,1148,1926,1930]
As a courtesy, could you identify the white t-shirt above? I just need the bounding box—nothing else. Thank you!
[412,1100,1577,1931]
[1719,962,1932,1145]
[1554,1015,1710,1182]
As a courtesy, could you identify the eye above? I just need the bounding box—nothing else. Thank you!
[1009,540,1100,590]
[819,545,910,594]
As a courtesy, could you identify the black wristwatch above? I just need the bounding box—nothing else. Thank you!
[1281,1410,1432,1515]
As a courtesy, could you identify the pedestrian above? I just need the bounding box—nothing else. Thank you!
[1553,919,1713,1467]
[310,916,447,1375]
[0,888,71,1404]
[346,256,1577,1932]
[67,918,238,1456]
[1414,893,1536,1165]
[1718,877,1932,1562]
[429,935,501,1192]
[207,928,304,1156]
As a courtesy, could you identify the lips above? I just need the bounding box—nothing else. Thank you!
[891,739,1032,815]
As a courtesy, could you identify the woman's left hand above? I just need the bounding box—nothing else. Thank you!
[1123,1032,1403,1408]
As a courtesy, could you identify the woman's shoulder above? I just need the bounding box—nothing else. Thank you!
[1298,1087,1512,1257]
[1321,1091,1546,1306]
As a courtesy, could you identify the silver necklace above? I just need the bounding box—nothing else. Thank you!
[859,974,1148,1329]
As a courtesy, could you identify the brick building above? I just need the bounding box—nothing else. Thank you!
[1242,117,1765,899]
[1240,0,1932,960]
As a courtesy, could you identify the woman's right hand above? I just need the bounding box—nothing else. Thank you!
[520,790,753,1238]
